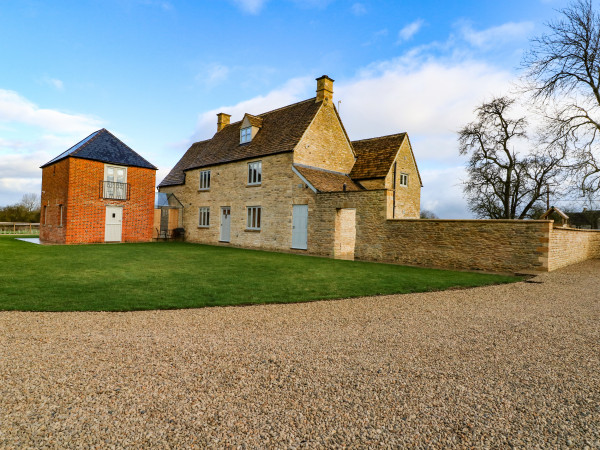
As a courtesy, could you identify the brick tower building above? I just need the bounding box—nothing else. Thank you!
[40,129,157,244]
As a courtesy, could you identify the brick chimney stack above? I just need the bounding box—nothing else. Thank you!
[316,75,334,104]
[217,113,231,132]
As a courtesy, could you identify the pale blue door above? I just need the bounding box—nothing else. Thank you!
[292,205,308,249]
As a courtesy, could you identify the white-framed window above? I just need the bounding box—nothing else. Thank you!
[199,170,211,190]
[399,173,408,187]
[247,206,261,230]
[43,205,48,225]
[248,161,262,185]
[198,207,210,227]
[240,126,252,144]
[105,165,127,183]
[104,164,128,200]
[59,205,63,227]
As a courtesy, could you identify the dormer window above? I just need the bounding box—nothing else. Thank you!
[240,127,252,144]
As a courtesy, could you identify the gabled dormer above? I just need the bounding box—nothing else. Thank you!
[239,114,263,144]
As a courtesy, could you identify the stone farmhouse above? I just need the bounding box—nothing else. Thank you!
[40,129,157,244]
[159,76,422,258]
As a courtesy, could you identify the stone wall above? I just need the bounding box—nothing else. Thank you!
[379,219,553,273]
[548,227,600,271]
[160,153,317,251]
[384,137,421,219]
[294,102,355,174]
[311,189,554,272]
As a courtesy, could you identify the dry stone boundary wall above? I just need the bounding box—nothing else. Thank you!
[313,189,600,273]
[548,227,600,271]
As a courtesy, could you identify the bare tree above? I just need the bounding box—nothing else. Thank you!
[459,97,567,219]
[19,193,40,213]
[523,0,600,194]
[420,209,438,219]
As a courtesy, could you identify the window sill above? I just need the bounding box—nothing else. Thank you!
[246,183,262,188]
[197,226,210,229]
[198,189,210,192]
[245,229,261,232]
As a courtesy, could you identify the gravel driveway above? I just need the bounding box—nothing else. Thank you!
[1,261,599,448]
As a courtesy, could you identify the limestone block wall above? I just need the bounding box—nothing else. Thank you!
[548,227,600,271]
[160,153,316,252]
[311,190,387,258]
[384,138,421,219]
[313,190,555,272]
[378,219,553,273]
[294,102,355,174]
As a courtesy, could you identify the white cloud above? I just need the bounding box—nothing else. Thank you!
[362,28,388,47]
[44,77,64,91]
[0,90,104,205]
[459,21,535,49]
[191,76,313,142]
[232,0,267,14]
[0,89,101,134]
[196,63,230,87]
[398,19,424,43]
[419,166,470,219]
[351,2,366,16]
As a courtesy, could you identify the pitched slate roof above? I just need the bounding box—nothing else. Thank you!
[41,128,156,170]
[159,98,321,187]
[294,165,363,193]
[349,133,406,180]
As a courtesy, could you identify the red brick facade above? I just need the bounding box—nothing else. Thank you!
[40,158,156,244]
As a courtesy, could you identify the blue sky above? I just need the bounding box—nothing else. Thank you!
[0,0,571,217]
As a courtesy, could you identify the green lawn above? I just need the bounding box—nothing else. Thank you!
[0,236,520,311]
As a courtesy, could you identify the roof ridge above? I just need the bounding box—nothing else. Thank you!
[213,98,317,134]
[214,98,317,133]
[351,132,406,143]
[101,129,157,169]
[257,97,316,118]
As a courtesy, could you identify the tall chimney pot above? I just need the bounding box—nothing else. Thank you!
[216,112,231,132]
[316,75,334,104]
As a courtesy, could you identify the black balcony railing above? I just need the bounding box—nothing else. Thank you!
[100,181,130,200]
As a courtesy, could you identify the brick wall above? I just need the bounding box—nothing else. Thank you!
[548,227,600,271]
[40,158,155,244]
[40,158,70,244]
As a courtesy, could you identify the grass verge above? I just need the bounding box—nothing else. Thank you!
[0,236,520,311]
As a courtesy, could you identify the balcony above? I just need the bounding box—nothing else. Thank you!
[100,181,130,200]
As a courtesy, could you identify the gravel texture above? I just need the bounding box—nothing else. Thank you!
[1,261,599,448]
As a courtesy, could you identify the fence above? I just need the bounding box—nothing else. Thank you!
[0,222,40,235]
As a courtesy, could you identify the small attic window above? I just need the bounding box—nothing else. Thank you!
[240,127,252,144]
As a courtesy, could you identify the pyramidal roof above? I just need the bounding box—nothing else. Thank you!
[41,128,157,170]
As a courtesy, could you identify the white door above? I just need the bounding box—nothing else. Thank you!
[292,204,308,250]
[220,207,231,242]
[105,206,123,242]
